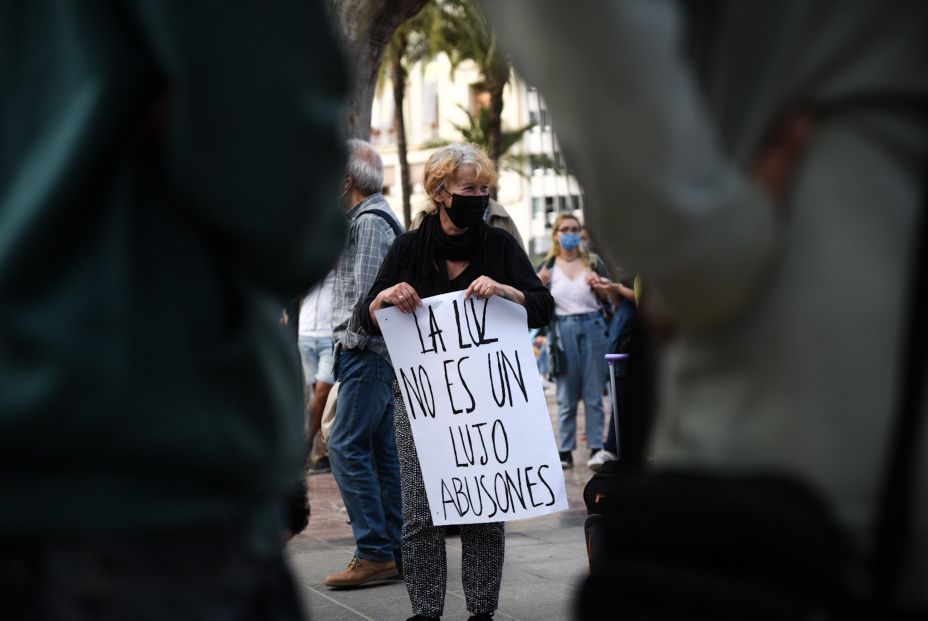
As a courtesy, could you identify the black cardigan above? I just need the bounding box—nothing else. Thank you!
[358,226,554,335]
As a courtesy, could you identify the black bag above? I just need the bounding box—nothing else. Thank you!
[583,460,625,578]
[583,460,627,515]
[580,470,871,619]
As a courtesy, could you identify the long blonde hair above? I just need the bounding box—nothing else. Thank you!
[544,213,590,267]
[422,143,497,214]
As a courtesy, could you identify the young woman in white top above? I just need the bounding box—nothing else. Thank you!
[538,213,613,469]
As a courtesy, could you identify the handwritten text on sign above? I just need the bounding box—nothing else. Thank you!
[376,291,568,525]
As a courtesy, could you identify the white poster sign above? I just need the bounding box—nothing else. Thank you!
[376,290,568,525]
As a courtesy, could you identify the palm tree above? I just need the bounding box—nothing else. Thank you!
[451,105,534,178]
[437,0,511,172]
[376,0,526,209]
[380,3,442,225]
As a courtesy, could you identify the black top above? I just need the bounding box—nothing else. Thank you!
[359,226,554,334]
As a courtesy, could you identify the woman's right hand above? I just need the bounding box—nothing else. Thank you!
[376,282,422,313]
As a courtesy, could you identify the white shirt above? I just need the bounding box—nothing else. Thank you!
[550,265,600,316]
[298,270,336,338]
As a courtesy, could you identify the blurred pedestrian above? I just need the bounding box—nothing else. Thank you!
[588,273,639,471]
[0,1,348,618]
[486,0,928,613]
[298,268,337,474]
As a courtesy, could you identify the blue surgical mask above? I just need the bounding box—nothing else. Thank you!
[559,232,581,251]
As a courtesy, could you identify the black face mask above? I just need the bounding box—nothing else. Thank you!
[444,193,489,229]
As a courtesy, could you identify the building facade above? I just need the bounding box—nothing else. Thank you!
[371,54,582,261]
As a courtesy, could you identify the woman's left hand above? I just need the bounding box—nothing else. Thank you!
[589,274,619,303]
[465,275,504,299]
[379,281,422,313]
[588,274,610,293]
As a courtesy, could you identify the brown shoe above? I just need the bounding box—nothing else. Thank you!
[324,556,398,588]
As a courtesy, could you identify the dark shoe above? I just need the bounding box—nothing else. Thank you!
[559,451,573,469]
[467,614,494,621]
[308,456,331,475]
[323,556,398,588]
[406,616,440,621]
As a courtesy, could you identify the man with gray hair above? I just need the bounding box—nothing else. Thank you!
[325,139,405,588]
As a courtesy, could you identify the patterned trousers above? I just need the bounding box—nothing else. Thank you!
[393,382,505,618]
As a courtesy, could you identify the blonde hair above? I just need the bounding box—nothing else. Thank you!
[544,213,590,267]
[422,143,497,214]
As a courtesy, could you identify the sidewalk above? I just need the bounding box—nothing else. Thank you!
[286,384,600,621]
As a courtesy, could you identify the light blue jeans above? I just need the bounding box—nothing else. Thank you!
[297,335,335,387]
[328,348,402,563]
[554,312,610,452]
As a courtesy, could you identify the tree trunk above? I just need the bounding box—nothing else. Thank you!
[330,0,429,139]
[487,81,505,200]
[391,35,412,226]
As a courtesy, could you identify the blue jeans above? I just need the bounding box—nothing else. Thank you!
[603,301,636,454]
[328,348,402,563]
[554,312,610,452]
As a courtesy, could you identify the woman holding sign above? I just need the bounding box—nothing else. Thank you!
[361,144,553,621]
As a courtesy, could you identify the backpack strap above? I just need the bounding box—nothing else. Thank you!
[358,208,403,237]
[589,252,610,278]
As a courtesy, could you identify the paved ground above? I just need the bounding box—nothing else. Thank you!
[286,384,603,620]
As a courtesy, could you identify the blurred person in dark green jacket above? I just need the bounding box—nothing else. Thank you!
[0,1,347,618]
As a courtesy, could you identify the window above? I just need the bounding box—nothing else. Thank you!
[422,80,438,133]
[410,163,426,193]
[532,196,544,217]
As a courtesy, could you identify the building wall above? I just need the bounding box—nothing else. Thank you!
[371,54,581,261]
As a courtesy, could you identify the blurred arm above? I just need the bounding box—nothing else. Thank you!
[483,0,781,332]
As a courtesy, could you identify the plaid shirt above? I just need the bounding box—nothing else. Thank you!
[332,193,402,361]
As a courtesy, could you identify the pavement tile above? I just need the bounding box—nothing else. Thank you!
[292,577,394,613]
[495,531,543,548]
[492,576,580,621]
[515,524,587,546]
